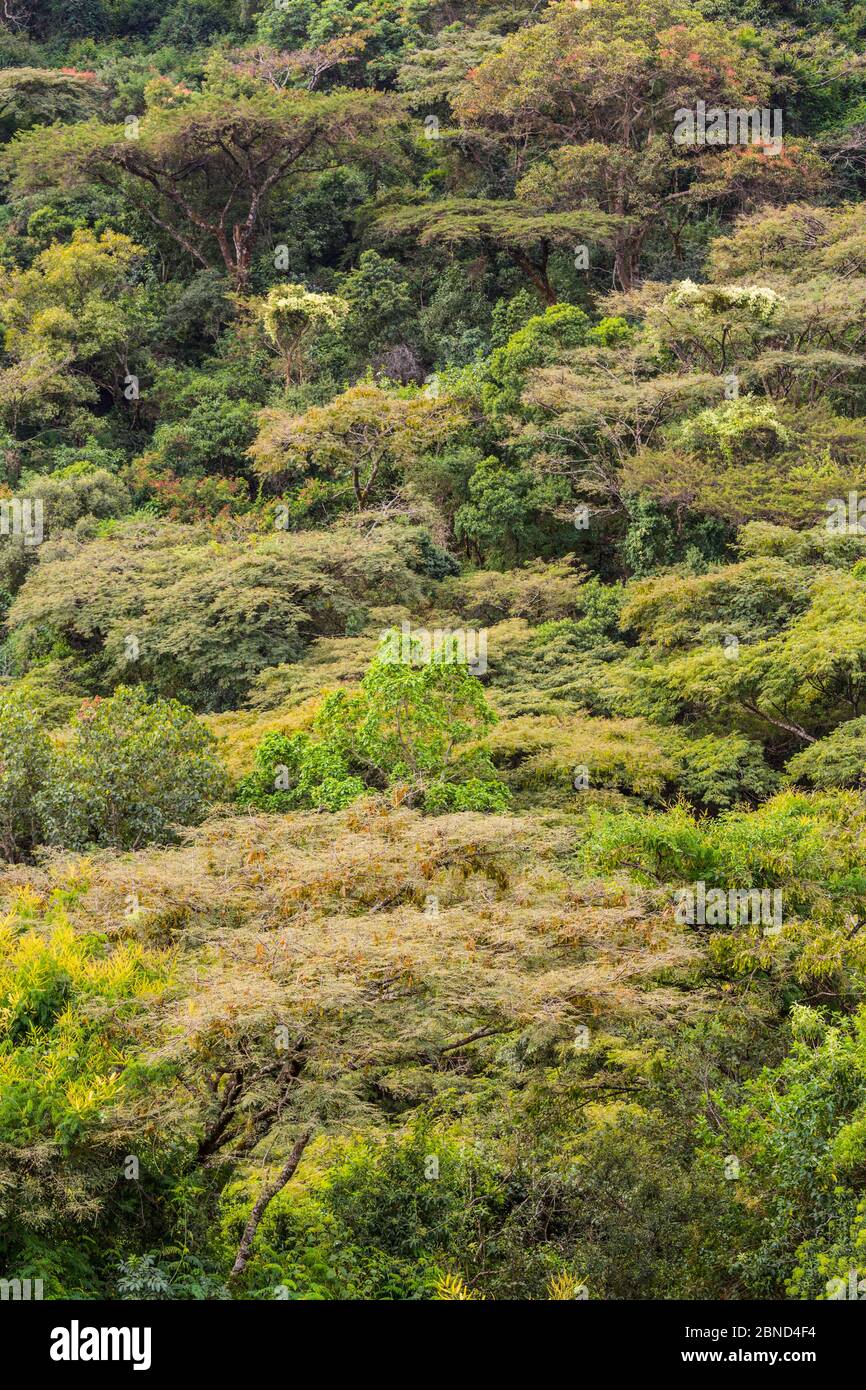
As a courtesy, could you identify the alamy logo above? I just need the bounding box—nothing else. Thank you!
[674,101,783,156]
[0,497,43,546]
[50,1321,152,1371]
[379,621,487,675]
[827,1270,866,1300]
[674,881,782,927]
[826,492,866,534]
[0,1277,43,1300]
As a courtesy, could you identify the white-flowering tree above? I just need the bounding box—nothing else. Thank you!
[256,283,349,386]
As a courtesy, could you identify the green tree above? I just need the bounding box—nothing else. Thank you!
[250,381,468,510]
[48,686,226,850]
[2,81,397,289]
[0,66,104,142]
[704,1005,866,1297]
[374,197,620,306]
[450,0,782,289]
[239,631,510,813]
[6,519,431,710]
[0,692,55,861]
[0,229,150,461]
[0,889,172,1292]
[253,282,348,386]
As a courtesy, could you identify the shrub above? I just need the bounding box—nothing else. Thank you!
[0,888,171,1286]
[786,717,866,789]
[0,692,56,861]
[220,1127,509,1300]
[482,303,592,424]
[673,731,778,810]
[238,634,510,815]
[702,1006,866,1297]
[236,729,365,814]
[48,686,227,850]
[7,520,432,712]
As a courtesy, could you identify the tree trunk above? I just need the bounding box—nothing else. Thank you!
[612,225,649,293]
[229,1127,313,1280]
[508,246,556,304]
[613,234,638,292]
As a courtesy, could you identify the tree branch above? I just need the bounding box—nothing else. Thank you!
[229,1127,314,1279]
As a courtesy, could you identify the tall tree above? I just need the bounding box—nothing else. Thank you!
[374,198,620,304]
[2,80,399,289]
[446,0,783,289]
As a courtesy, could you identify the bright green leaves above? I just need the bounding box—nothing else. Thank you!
[0,692,56,862]
[238,633,509,815]
[0,684,226,860]
[48,685,227,851]
[0,888,170,1151]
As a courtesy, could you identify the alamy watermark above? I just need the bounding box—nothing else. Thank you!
[826,491,866,534]
[0,497,43,546]
[379,621,487,675]
[827,1270,866,1299]
[0,1276,43,1300]
[674,881,783,928]
[50,1322,151,1371]
[674,101,783,157]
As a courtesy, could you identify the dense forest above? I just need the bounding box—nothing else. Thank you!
[2,0,866,1304]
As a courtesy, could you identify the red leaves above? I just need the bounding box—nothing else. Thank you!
[77,697,103,722]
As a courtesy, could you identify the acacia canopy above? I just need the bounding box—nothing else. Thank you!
[2,84,399,287]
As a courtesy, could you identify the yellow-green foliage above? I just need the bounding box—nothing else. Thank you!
[434,1271,484,1299]
[206,699,319,781]
[0,883,171,1238]
[486,711,680,803]
[5,0,866,1307]
[440,557,588,625]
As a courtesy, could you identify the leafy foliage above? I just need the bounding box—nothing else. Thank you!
[48,686,227,850]
[238,633,509,813]
[4,0,866,1305]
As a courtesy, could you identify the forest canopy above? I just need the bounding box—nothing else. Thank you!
[2,0,866,1308]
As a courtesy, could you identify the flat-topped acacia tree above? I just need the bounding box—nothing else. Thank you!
[249,380,469,508]
[1,79,400,289]
[373,198,623,306]
[377,0,796,293]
